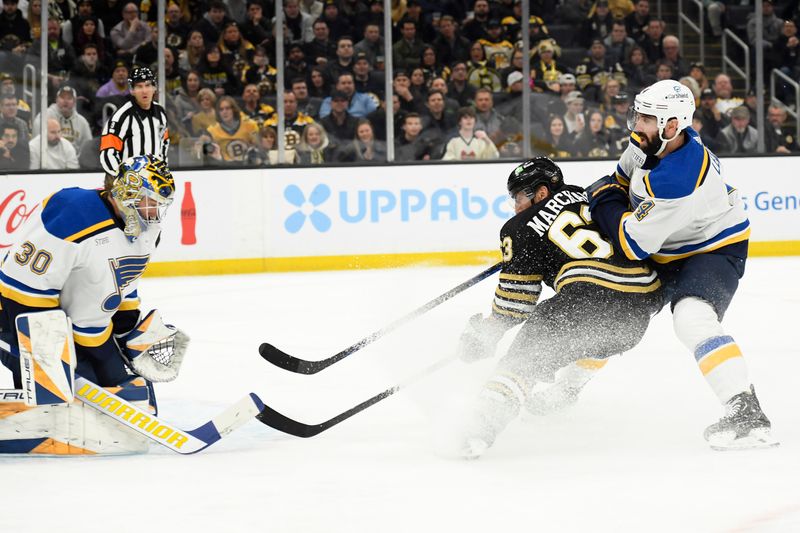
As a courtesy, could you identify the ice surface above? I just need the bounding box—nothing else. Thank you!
[2,258,799,533]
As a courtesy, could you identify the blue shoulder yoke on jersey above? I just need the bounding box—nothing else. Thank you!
[41,188,118,244]
[643,128,710,200]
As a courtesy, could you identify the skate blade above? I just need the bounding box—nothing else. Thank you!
[708,428,780,451]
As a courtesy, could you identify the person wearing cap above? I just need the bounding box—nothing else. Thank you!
[462,0,492,42]
[100,66,170,176]
[562,90,586,135]
[0,0,31,46]
[696,87,728,141]
[478,19,514,70]
[317,0,352,42]
[575,38,627,103]
[97,59,131,97]
[32,86,92,157]
[715,105,757,154]
[532,39,564,94]
[111,2,151,58]
[505,71,524,94]
[319,89,359,146]
[352,51,384,98]
[580,0,614,48]
[318,71,377,118]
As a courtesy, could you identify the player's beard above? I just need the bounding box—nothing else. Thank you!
[636,130,662,156]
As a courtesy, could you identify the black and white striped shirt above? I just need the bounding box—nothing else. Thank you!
[100,98,170,176]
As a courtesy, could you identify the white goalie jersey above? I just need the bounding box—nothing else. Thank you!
[0,188,159,347]
[613,128,750,263]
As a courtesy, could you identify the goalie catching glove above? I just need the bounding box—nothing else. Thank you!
[120,310,189,382]
[458,313,507,363]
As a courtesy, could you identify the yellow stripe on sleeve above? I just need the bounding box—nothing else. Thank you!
[499,273,543,282]
[617,212,639,260]
[65,219,115,243]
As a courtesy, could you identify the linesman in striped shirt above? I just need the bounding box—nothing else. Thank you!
[454,157,663,459]
[100,67,170,176]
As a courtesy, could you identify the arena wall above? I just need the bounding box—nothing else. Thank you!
[1,158,797,276]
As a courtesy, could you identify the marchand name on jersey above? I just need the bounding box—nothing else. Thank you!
[526,189,588,237]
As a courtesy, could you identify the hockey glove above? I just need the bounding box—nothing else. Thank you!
[122,310,190,382]
[458,314,506,363]
[586,175,629,212]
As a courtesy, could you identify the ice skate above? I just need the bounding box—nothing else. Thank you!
[704,386,779,451]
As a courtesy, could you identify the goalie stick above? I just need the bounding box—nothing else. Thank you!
[259,261,502,374]
[0,338,264,455]
[257,354,456,437]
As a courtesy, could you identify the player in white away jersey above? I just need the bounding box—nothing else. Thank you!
[587,80,777,450]
[0,155,184,389]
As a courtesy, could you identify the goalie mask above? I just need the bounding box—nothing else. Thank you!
[111,155,175,241]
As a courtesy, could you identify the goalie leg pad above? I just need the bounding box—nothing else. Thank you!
[16,310,76,406]
[0,388,151,455]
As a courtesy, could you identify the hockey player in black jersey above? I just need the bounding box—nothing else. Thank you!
[456,157,663,458]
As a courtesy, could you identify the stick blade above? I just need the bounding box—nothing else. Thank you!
[258,343,328,374]
[256,405,324,438]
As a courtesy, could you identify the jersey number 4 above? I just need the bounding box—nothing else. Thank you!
[549,206,613,259]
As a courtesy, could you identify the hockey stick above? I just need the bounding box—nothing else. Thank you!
[0,339,264,455]
[256,354,457,437]
[260,261,502,374]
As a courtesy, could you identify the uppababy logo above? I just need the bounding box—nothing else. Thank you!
[284,184,332,233]
[283,183,514,233]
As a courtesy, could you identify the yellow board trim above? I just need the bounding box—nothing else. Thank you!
[136,243,800,279]
[699,344,743,375]
[144,251,503,277]
[65,219,115,243]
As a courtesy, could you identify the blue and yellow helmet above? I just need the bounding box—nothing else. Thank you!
[112,155,175,239]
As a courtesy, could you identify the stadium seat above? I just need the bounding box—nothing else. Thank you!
[559,47,588,70]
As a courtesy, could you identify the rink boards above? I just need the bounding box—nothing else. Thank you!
[1,158,798,276]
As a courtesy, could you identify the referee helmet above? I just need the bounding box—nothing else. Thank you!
[128,66,157,88]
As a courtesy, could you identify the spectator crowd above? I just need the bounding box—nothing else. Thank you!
[1,0,799,170]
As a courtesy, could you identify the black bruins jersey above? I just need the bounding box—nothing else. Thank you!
[492,184,661,323]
